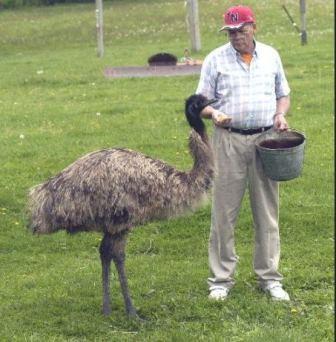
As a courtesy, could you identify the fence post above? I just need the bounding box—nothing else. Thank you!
[186,0,201,52]
[300,0,307,45]
[96,0,104,57]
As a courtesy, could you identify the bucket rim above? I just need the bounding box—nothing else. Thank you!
[255,128,306,151]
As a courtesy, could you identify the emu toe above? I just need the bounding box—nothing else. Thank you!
[102,303,112,316]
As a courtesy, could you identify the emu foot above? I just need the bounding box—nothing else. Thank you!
[102,309,111,316]
[128,313,146,322]
[127,307,138,319]
[127,307,146,322]
[102,304,112,316]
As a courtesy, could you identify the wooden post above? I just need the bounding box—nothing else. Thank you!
[300,0,307,45]
[95,0,104,57]
[186,0,201,52]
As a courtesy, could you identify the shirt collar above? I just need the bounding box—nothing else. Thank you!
[229,40,259,58]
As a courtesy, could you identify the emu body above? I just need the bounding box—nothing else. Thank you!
[28,95,215,317]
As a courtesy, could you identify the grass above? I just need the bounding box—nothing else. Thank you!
[0,0,334,340]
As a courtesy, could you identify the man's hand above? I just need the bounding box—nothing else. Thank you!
[212,110,232,127]
[273,113,289,131]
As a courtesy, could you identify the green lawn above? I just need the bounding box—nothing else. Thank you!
[0,0,334,340]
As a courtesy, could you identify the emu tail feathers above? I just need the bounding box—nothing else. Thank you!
[185,94,217,135]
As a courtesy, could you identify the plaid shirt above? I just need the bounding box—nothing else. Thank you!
[196,41,290,129]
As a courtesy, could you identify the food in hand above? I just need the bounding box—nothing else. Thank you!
[213,111,231,124]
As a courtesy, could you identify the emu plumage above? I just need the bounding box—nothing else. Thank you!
[28,94,215,317]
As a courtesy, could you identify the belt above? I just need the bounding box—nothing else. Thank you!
[224,125,273,135]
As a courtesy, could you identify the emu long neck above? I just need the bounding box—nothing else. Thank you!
[189,131,214,188]
[165,130,213,215]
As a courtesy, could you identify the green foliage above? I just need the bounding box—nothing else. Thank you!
[0,0,334,340]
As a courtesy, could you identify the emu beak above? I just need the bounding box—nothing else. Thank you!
[204,98,217,107]
[199,98,217,113]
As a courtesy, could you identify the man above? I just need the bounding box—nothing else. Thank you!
[196,5,291,301]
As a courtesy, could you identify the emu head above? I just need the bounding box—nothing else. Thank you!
[185,94,217,138]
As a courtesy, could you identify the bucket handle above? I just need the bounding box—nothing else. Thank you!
[287,128,306,139]
[268,127,306,140]
[255,127,306,147]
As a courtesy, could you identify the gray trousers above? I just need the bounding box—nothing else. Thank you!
[208,127,283,289]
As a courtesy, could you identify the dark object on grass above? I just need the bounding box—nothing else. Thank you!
[148,52,178,66]
[27,95,215,318]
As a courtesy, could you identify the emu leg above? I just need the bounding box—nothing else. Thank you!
[111,232,138,318]
[99,233,113,316]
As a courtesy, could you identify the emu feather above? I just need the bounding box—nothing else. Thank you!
[28,94,215,317]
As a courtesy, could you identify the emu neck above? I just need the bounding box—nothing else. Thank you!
[189,131,214,187]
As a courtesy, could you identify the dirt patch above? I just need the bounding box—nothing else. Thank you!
[104,62,202,79]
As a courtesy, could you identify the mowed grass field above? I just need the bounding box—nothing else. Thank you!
[0,0,334,340]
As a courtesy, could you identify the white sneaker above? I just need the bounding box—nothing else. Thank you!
[262,282,290,301]
[208,286,230,300]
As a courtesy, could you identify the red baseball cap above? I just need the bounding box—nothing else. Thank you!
[219,5,255,31]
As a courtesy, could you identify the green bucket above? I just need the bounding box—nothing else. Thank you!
[255,129,306,181]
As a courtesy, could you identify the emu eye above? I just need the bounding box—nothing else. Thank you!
[191,103,199,113]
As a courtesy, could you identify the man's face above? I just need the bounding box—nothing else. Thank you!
[227,23,256,53]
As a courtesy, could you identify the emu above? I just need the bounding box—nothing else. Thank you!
[28,94,215,317]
